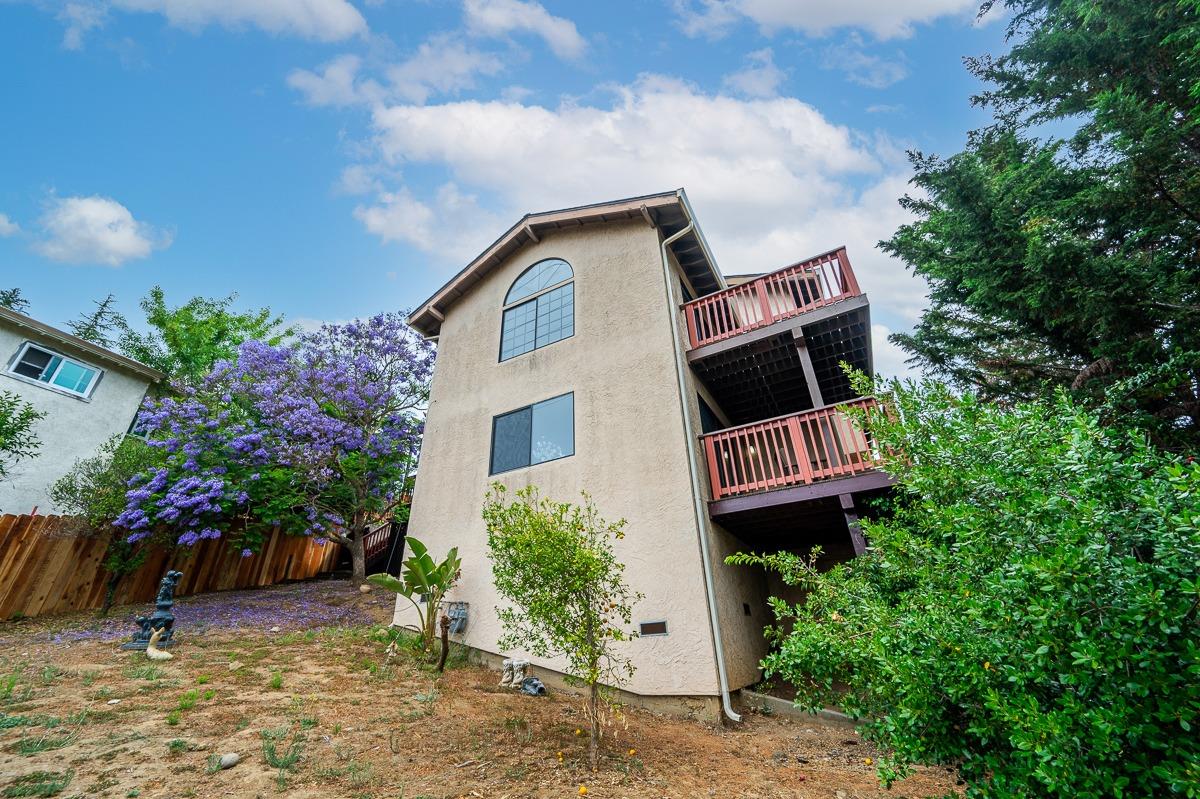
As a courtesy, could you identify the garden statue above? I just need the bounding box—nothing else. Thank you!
[121,570,183,650]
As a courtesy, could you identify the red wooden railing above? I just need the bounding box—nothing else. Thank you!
[702,398,880,500]
[683,247,862,349]
[363,520,393,561]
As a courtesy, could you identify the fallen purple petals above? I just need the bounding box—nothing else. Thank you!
[0,578,391,647]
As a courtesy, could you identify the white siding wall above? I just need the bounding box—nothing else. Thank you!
[0,325,152,515]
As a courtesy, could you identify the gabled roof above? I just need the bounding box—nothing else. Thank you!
[406,188,724,337]
[0,305,166,383]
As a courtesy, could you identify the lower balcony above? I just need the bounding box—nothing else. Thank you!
[701,398,894,518]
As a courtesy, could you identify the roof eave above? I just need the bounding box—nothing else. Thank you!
[406,190,717,338]
[0,306,167,383]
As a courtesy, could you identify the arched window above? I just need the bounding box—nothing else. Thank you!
[500,258,574,361]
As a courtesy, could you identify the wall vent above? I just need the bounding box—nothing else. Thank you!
[638,620,668,637]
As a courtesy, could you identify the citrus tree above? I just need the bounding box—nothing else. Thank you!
[483,484,641,769]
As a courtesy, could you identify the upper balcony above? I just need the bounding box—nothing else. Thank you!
[682,247,873,427]
[684,247,862,351]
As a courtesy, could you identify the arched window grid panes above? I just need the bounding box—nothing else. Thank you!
[504,258,573,305]
[500,259,575,361]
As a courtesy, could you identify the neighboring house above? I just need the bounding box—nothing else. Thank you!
[0,306,164,516]
[395,189,886,718]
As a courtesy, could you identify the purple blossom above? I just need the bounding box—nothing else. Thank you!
[115,312,432,566]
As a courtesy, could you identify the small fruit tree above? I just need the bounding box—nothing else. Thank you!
[367,537,461,653]
[483,485,641,769]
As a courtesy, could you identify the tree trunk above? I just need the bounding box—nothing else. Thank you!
[585,606,600,769]
[100,572,121,616]
[437,615,450,672]
[349,527,366,583]
[588,681,599,770]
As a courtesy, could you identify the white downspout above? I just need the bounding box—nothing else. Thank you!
[658,211,742,723]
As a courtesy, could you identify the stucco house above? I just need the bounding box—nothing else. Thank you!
[394,189,889,719]
[0,306,165,516]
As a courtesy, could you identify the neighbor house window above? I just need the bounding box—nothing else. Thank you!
[499,258,574,361]
[490,393,574,474]
[8,342,101,398]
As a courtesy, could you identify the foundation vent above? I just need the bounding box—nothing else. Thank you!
[638,620,668,637]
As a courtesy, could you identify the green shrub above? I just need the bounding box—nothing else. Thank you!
[732,381,1200,798]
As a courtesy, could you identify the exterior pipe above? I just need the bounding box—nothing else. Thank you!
[658,203,742,723]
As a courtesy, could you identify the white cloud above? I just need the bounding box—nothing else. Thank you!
[35,195,171,266]
[288,36,504,108]
[501,85,534,102]
[336,163,385,196]
[386,34,505,103]
[0,214,19,237]
[463,0,586,59]
[58,2,107,49]
[349,74,926,324]
[109,0,367,41]
[675,0,977,40]
[722,47,785,98]
[821,36,908,88]
[354,182,501,261]
[288,54,375,108]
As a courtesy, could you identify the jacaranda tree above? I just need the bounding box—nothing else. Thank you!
[116,313,433,580]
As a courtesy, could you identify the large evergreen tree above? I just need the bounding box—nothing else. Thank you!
[68,294,127,347]
[884,0,1200,447]
[0,288,30,314]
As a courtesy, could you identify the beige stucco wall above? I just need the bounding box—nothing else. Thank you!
[668,248,771,690]
[396,219,726,696]
[0,325,152,515]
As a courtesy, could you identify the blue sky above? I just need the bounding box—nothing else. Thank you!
[0,0,1009,376]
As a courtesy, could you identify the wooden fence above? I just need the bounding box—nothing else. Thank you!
[0,514,342,620]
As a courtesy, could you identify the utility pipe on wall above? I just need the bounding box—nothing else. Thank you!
[657,197,742,723]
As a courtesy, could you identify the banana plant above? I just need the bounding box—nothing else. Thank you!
[367,537,461,653]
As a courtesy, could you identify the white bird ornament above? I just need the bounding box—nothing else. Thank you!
[146,627,174,661]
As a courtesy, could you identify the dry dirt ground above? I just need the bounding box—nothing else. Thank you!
[0,579,957,799]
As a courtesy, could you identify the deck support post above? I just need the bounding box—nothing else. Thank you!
[794,336,825,408]
[840,493,868,557]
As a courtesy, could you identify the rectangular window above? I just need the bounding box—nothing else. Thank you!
[490,393,574,474]
[8,342,100,398]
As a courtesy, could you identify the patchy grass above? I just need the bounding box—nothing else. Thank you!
[12,728,79,756]
[123,664,163,681]
[1,770,72,797]
[0,579,959,799]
